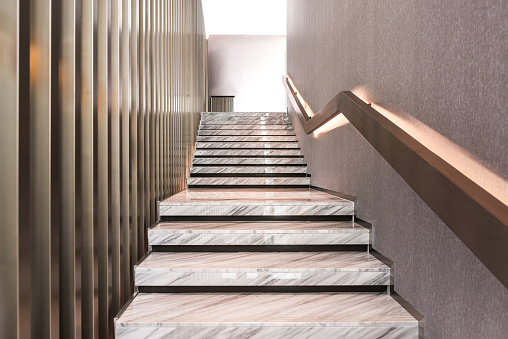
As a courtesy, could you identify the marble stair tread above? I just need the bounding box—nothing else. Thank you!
[148,221,369,246]
[201,117,289,123]
[196,142,300,149]
[202,112,286,117]
[198,129,296,136]
[187,177,311,186]
[115,293,419,338]
[134,252,390,287]
[192,158,305,165]
[202,112,286,118]
[193,149,302,157]
[201,120,290,126]
[199,124,293,130]
[190,166,307,174]
[197,135,297,142]
[159,189,354,217]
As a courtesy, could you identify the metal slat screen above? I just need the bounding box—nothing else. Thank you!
[0,0,208,338]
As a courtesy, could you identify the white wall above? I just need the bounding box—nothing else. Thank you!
[207,35,286,112]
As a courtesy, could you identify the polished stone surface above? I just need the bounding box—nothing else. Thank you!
[198,129,296,136]
[148,221,370,246]
[135,251,390,286]
[115,293,418,338]
[195,142,300,149]
[159,189,354,217]
[193,149,302,157]
[197,135,298,142]
[193,158,305,165]
[187,177,310,186]
[201,118,289,125]
[199,124,293,130]
[190,166,307,174]
[160,189,353,206]
[202,112,286,117]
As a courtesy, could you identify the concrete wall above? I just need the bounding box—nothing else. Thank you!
[287,1,508,338]
[208,35,286,112]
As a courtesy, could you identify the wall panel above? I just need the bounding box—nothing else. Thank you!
[0,0,207,337]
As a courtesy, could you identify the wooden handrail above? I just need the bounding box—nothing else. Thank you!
[283,75,508,290]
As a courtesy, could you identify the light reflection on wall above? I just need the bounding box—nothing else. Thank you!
[313,114,349,137]
[351,86,508,207]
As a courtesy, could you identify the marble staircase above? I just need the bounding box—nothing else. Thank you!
[115,112,423,338]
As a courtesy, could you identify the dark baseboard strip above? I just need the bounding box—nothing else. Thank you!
[114,291,138,321]
[151,244,368,252]
[354,218,372,230]
[137,285,387,294]
[391,291,425,339]
[310,185,357,202]
[160,215,353,222]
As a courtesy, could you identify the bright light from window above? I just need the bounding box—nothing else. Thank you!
[202,0,287,38]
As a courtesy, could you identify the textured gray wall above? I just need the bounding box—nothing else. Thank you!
[208,35,286,112]
[287,1,508,338]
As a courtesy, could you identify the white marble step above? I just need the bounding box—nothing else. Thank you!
[194,149,302,157]
[135,252,391,287]
[115,293,420,338]
[198,129,296,136]
[196,142,300,149]
[192,158,305,165]
[190,166,307,175]
[202,112,286,118]
[187,177,310,187]
[201,118,290,125]
[148,221,369,246]
[159,189,355,217]
[199,124,293,130]
[197,135,298,142]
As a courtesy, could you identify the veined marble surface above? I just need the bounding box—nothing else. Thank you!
[193,149,302,157]
[159,189,354,217]
[195,142,300,149]
[135,252,390,287]
[198,129,296,136]
[187,177,310,186]
[115,293,418,338]
[148,221,370,246]
[201,112,286,118]
[197,136,297,142]
[199,125,293,130]
[201,119,290,125]
[190,166,307,174]
[192,158,305,165]
[160,189,353,206]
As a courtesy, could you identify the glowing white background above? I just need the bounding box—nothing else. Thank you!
[202,0,286,37]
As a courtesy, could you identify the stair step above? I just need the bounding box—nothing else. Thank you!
[202,112,286,118]
[159,189,354,218]
[135,252,390,287]
[196,142,300,149]
[187,177,311,187]
[199,124,293,130]
[148,221,370,246]
[190,166,307,175]
[201,119,290,125]
[194,149,302,157]
[198,129,296,136]
[192,158,305,166]
[115,293,420,338]
[197,135,297,142]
